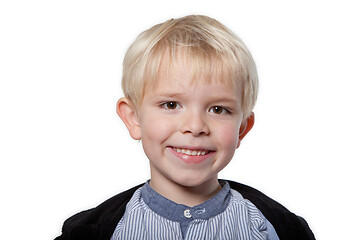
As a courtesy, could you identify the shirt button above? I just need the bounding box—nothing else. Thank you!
[184,209,192,218]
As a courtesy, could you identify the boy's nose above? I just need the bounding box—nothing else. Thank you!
[180,111,210,136]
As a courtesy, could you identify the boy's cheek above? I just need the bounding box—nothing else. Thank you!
[216,123,241,143]
[140,117,174,140]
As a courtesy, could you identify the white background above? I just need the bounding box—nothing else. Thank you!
[1,0,359,239]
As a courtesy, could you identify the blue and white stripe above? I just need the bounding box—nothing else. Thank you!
[111,184,279,240]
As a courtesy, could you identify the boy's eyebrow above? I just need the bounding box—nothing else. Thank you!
[210,97,238,103]
[154,92,238,104]
[153,91,186,98]
[208,97,240,107]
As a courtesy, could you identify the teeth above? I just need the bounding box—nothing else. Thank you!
[173,147,208,156]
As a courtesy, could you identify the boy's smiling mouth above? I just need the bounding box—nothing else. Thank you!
[168,146,215,164]
[172,147,209,156]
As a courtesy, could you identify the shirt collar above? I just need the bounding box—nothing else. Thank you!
[140,180,231,222]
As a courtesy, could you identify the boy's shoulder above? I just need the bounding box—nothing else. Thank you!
[226,180,315,240]
[55,184,144,240]
[55,181,315,240]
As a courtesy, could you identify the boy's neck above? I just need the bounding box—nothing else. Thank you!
[149,177,222,207]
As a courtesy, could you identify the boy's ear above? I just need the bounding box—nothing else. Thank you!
[237,112,255,148]
[116,97,141,140]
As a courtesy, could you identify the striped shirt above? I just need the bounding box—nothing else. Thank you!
[111,181,279,240]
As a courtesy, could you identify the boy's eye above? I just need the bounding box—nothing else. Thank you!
[161,101,179,110]
[209,106,229,114]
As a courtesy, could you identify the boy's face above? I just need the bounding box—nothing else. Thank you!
[119,59,253,190]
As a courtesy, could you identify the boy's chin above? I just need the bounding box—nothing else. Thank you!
[170,175,219,189]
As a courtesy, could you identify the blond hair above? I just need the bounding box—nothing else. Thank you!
[122,15,258,120]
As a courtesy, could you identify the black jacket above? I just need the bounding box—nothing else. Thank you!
[55,180,315,240]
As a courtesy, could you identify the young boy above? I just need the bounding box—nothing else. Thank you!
[55,15,315,240]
